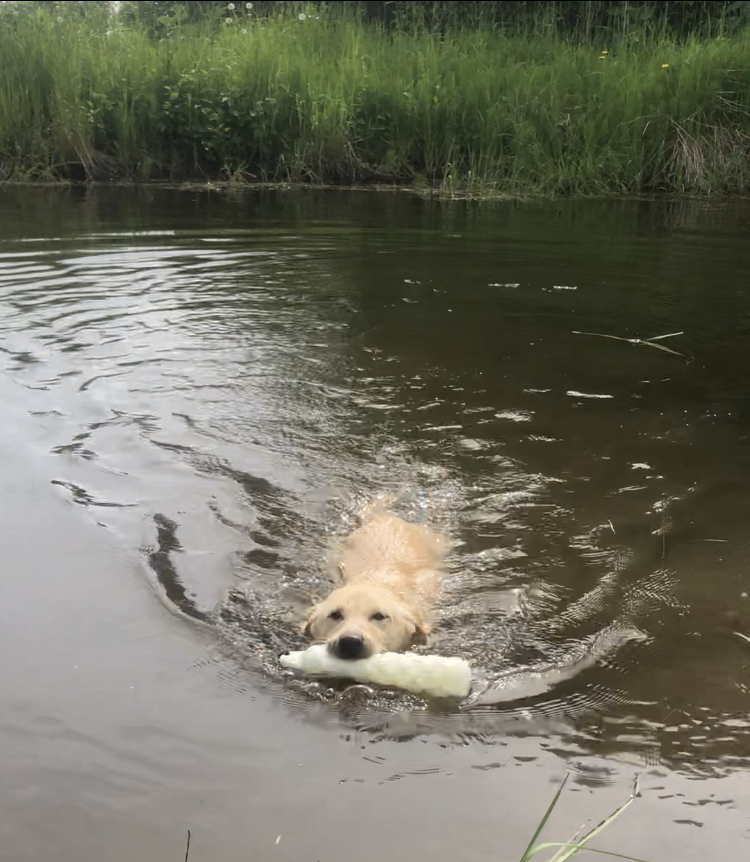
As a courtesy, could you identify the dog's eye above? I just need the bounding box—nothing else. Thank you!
[328,610,343,621]
[370,612,388,622]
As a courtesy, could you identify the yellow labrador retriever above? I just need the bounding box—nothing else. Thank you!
[304,510,450,660]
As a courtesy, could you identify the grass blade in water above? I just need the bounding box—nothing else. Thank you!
[549,774,643,862]
[518,773,569,862]
[639,341,684,356]
[529,844,655,862]
[521,775,652,862]
[572,330,684,357]
[644,332,684,341]
[572,331,634,342]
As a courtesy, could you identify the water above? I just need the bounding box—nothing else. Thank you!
[2,187,750,861]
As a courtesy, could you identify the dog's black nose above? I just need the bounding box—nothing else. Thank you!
[334,634,366,660]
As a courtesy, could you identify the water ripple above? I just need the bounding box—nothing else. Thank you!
[2,210,750,776]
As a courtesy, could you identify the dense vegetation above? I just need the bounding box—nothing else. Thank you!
[1,0,749,195]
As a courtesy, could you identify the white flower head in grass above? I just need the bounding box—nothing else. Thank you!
[227,2,236,9]
[246,2,253,8]
[57,15,64,23]
[298,12,307,21]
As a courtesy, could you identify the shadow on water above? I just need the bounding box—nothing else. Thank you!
[2,187,750,785]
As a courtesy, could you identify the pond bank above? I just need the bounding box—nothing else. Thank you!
[1,6,749,196]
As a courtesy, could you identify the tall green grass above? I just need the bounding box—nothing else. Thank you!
[0,3,748,195]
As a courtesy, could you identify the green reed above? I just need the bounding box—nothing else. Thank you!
[519,773,653,862]
[1,3,748,195]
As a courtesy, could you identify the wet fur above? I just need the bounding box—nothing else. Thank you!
[304,510,451,659]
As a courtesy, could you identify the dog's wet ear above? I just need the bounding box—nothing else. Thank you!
[301,605,316,637]
[410,619,430,647]
[325,559,347,583]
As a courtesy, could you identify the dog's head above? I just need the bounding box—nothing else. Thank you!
[303,582,428,660]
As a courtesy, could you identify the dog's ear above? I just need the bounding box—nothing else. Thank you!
[301,603,319,638]
[410,619,430,647]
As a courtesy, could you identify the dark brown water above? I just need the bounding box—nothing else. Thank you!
[2,187,750,861]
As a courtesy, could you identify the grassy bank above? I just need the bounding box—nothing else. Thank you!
[1,4,749,195]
